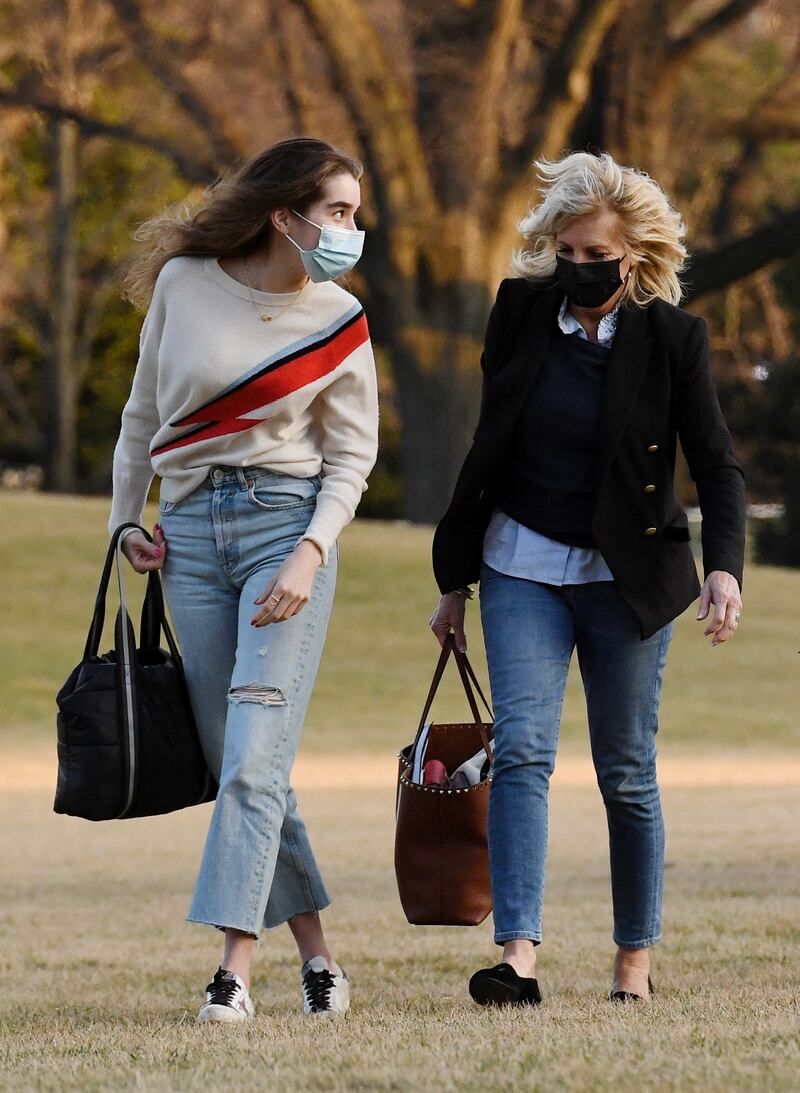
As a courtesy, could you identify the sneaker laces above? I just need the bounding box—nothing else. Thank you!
[303,966,336,1012]
[205,968,240,1006]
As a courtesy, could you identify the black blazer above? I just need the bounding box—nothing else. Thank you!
[432,278,746,639]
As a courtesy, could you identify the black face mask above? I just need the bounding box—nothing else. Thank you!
[555,254,626,309]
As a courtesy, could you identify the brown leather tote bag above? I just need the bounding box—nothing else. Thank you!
[394,634,494,926]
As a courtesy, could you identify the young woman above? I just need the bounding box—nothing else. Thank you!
[110,138,379,1021]
[430,152,745,1006]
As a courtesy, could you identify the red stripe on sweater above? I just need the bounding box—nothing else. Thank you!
[152,314,368,456]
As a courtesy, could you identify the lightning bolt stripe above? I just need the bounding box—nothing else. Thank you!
[151,306,368,457]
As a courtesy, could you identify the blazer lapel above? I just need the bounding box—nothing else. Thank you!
[594,304,654,489]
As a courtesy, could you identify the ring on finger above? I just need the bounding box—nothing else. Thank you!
[734,613,741,622]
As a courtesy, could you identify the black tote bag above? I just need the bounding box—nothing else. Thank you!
[54,522,217,821]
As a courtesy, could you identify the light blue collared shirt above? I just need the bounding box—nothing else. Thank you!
[481,296,619,586]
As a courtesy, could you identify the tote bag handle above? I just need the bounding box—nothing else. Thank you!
[83,524,187,818]
[83,523,181,667]
[412,634,494,762]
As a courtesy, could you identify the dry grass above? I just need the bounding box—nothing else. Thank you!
[3,492,800,1089]
[2,778,799,1092]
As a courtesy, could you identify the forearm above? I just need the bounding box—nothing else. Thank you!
[298,467,369,563]
[109,453,155,533]
[695,464,746,587]
[109,286,164,535]
[108,399,157,533]
[300,347,379,561]
[677,316,747,588]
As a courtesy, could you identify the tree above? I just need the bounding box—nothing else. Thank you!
[732,355,800,566]
[0,0,187,489]
[2,0,800,518]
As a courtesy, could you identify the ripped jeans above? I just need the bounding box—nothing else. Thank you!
[159,466,337,936]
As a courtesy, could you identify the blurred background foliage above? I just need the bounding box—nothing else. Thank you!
[0,0,799,560]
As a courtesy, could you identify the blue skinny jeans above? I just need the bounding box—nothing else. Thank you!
[479,561,672,950]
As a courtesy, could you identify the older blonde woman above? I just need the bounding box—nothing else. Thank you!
[430,152,745,1006]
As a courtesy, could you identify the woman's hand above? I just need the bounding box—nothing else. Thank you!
[696,570,742,647]
[121,525,166,573]
[251,540,323,627]
[430,592,468,652]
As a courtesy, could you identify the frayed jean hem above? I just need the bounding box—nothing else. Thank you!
[264,895,332,932]
[186,916,259,941]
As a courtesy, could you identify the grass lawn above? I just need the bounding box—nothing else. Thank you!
[2,492,799,1090]
[2,492,799,753]
[2,779,799,1091]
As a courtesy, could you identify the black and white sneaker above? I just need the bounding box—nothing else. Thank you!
[300,956,350,1016]
[197,966,255,1023]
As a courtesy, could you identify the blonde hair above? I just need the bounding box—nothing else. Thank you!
[511,152,688,307]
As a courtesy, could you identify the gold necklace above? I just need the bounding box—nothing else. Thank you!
[243,259,306,323]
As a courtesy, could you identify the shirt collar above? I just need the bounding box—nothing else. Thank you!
[557,295,620,348]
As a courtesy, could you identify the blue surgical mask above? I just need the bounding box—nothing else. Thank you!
[286,210,365,283]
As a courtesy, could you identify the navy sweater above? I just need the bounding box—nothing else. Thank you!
[495,330,611,547]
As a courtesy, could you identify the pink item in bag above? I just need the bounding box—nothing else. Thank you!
[422,759,448,786]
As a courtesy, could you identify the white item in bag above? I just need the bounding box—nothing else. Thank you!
[449,747,490,789]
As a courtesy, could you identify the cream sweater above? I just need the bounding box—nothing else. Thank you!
[109,256,379,562]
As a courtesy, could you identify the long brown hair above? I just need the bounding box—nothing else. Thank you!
[122,138,363,310]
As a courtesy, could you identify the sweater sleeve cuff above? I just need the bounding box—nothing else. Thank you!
[297,532,330,566]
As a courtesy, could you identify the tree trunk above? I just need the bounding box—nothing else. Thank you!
[45,117,80,493]
[376,266,491,523]
[574,1,672,172]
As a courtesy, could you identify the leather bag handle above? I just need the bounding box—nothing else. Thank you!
[412,634,494,763]
[452,643,494,724]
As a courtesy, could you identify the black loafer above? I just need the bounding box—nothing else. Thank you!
[469,962,542,1007]
[609,974,655,1002]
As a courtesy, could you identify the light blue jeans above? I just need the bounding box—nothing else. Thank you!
[479,562,673,949]
[158,466,337,936]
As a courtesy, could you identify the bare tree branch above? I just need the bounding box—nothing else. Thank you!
[0,88,216,182]
[107,0,240,166]
[639,0,769,170]
[685,204,800,301]
[711,137,761,238]
[275,7,318,135]
[76,265,126,382]
[533,0,631,156]
[502,0,630,184]
[294,0,438,226]
[651,0,767,110]
[723,114,800,141]
[753,268,793,360]
[491,0,629,252]
[666,0,765,67]
[471,0,525,203]
[0,132,50,256]
[0,351,42,445]
[711,43,800,236]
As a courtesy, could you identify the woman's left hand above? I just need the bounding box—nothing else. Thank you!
[251,540,323,626]
[696,570,742,647]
